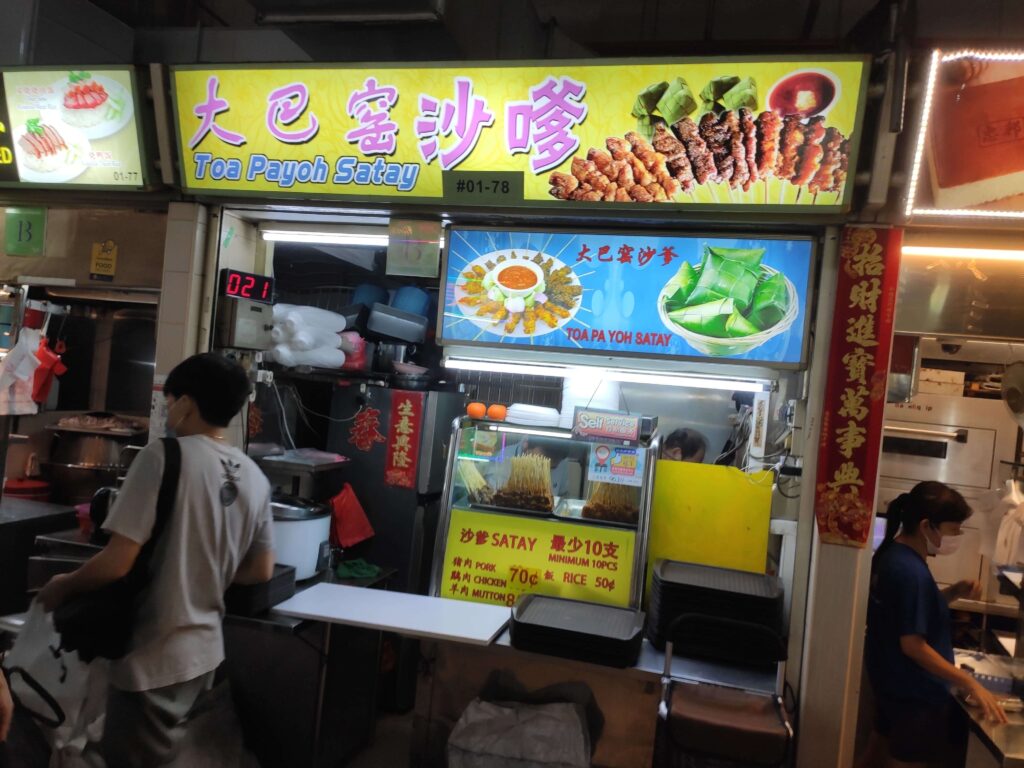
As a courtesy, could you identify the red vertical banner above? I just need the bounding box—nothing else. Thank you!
[385,391,425,489]
[814,226,902,547]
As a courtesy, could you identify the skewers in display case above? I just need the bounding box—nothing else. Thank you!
[493,455,554,513]
[581,482,641,525]
[457,459,495,506]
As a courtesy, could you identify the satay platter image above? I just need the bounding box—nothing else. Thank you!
[549,69,850,205]
[453,249,584,338]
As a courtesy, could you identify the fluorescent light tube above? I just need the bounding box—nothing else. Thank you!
[443,357,771,392]
[488,425,572,439]
[443,358,572,378]
[261,230,390,247]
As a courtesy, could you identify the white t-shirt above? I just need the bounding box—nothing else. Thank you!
[103,435,273,691]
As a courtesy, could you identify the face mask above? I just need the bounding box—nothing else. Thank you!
[165,402,185,438]
[925,522,963,556]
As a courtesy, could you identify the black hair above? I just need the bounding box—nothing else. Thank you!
[664,428,708,460]
[880,480,971,550]
[164,353,251,428]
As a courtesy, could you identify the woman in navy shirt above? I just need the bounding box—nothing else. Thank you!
[858,481,1007,767]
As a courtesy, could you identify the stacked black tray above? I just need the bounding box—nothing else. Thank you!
[510,594,645,668]
[224,564,296,616]
[646,560,785,667]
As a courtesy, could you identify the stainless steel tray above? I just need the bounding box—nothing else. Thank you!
[552,497,638,530]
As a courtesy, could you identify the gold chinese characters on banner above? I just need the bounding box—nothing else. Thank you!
[814,226,902,546]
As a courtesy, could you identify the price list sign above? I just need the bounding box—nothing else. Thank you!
[439,508,635,608]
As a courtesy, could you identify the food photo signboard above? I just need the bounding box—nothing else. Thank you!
[439,227,814,368]
[0,67,146,188]
[907,50,1024,220]
[171,57,868,211]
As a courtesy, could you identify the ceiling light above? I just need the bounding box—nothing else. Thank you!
[941,49,1024,62]
[443,357,773,392]
[909,207,1024,220]
[902,245,1024,261]
[261,229,390,247]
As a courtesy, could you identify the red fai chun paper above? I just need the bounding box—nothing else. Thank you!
[384,391,425,488]
[348,407,386,452]
[814,226,902,547]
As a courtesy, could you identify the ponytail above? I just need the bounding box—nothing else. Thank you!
[884,493,910,544]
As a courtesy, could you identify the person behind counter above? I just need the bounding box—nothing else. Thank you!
[38,353,275,768]
[857,480,1007,768]
[661,428,707,463]
[0,672,10,743]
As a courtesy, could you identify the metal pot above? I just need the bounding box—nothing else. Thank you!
[50,433,127,469]
[43,463,120,506]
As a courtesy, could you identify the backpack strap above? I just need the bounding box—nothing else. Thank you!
[134,437,182,576]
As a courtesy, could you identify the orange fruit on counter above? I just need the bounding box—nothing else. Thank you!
[467,402,486,419]
[487,404,507,421]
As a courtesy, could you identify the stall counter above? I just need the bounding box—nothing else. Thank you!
[274,583,777,692]
[960,699,1024,767]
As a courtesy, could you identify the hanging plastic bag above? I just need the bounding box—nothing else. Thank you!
[329,483,374,548]
[4,603,108,764]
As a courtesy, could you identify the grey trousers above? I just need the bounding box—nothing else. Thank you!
[100,671,215,768]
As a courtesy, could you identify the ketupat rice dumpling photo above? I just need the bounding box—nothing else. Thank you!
[658,245,796,355]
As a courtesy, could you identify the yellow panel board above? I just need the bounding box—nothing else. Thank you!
[648,462,772,580]
[440,507,635,608]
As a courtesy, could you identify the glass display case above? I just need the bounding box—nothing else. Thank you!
[430,417,657,609]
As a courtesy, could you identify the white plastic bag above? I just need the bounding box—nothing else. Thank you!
[272,304,347,332]
[447,698,590,768]
[5,603,108,764]
[290,327,342,352]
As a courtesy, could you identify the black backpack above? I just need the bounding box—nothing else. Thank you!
[53,438,181,662]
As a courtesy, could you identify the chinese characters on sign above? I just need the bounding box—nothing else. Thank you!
[172,59,867,208]
[814,226,902,547]
[440,508,635,607]
[385,391,424,489]
[348,407,386,452]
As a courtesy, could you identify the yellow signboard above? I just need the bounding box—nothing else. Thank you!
[172,57,868,210]
[89,239,117,281]
[440,507,635,608]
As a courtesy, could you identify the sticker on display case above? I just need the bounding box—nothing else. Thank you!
[587,444,645,488]
[0,67,146,188]
[171,57,868,211]
[572,407,642,443]
[440,507,635,608]
[89,240,117,281]
[440,227,814,368]
[384,391,424,489]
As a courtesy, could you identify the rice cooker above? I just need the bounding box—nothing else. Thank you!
[271,496,332,580]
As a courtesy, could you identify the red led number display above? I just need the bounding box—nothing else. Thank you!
[220,269,274,304]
